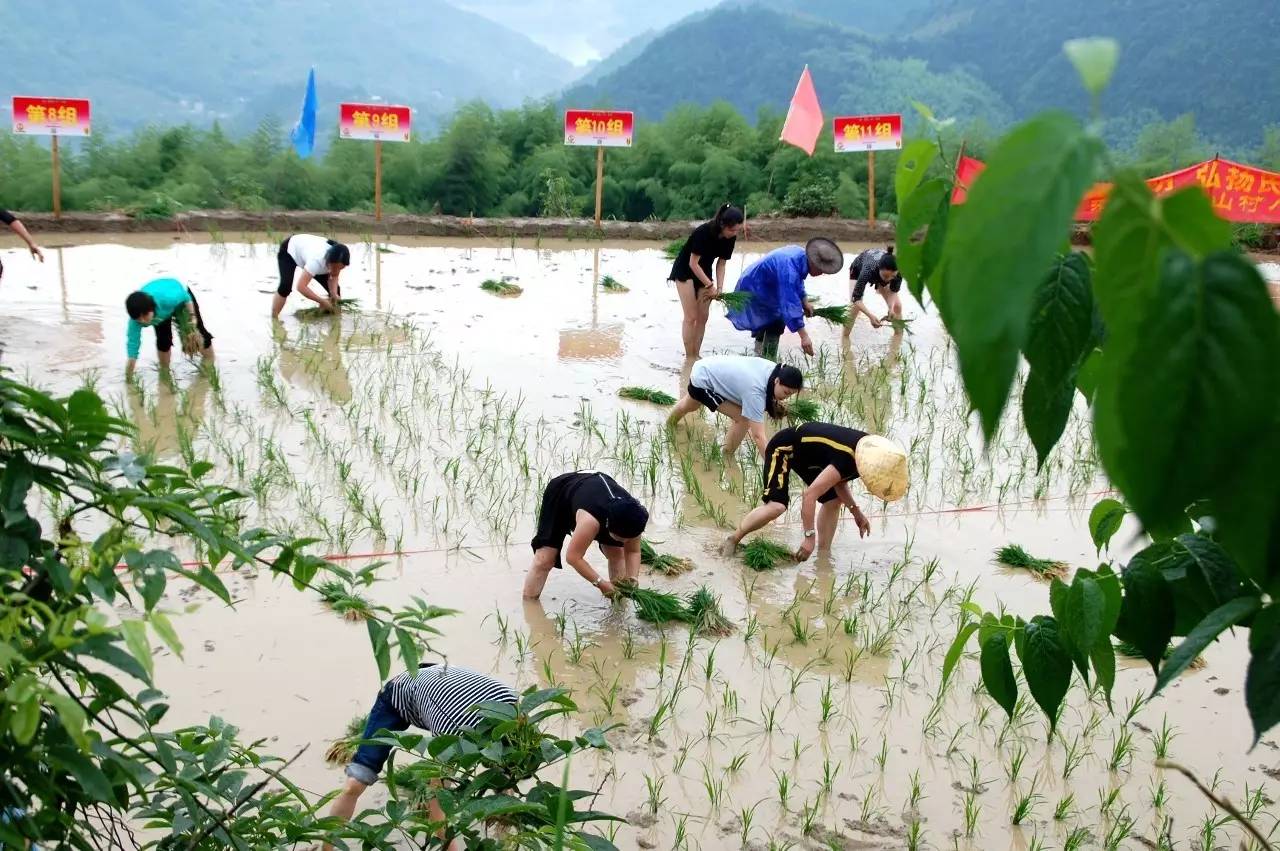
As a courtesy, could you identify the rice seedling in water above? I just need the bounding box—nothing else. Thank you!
[618,386,677,406]
[617,582,690,626]
[1109,727,1136,771]
[295,298,361,319]
[774,770,792,810]
[993,544,1068,578]
[1152,715,1177,759]
[643,774,665,815]
[323,714,368,765]
[812,304,849,325]
[599,274,629,293]
[741,537,793,571]
[1053,793,1075,821]
[480,279,522,296]
[799,799,820,836]
[1150,779,1168,809]
[1011,792,1041,825]
[1063,827,1090,851]
[316,580,374,622]
[686,587,735,637]
[727,751,748,773]
[640,538,694,575]
[718,291,753,311]
[785,397,821,422]
[905,819,922,851]
[1114,639,1205,669]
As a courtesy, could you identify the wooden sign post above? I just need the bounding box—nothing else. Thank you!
[565,109,634,228]
[339,102,412,222]
[12,96,92,220]
[833,113,903,225]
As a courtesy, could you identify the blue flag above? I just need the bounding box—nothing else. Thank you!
[290,67,317,159]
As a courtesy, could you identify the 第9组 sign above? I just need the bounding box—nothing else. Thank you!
[339,103,412,143]
[12,96,92,136]
[833,114,902,153]
[564,110,634,147]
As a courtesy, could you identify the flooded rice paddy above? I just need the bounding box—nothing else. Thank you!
[1,234,1278,850]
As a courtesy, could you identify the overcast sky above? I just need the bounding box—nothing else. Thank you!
[453,0,720,64]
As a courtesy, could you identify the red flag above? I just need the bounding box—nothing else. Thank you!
[779,66,824,156]
[951,156,986,204]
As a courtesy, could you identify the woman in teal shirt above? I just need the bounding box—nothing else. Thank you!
[124,278,214,374]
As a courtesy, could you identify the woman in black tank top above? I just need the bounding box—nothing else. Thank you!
[523,471,650,599]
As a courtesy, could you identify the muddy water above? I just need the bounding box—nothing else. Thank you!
[1,234,1277,850]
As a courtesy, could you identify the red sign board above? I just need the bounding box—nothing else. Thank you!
[339,103,411,142]
[12,96,92,136]
[834,114,902,153]
[564,110,634,147]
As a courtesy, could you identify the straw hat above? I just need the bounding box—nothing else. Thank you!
[855,434,909,502]
[805,237,844,275]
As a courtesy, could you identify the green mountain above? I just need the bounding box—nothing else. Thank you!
[1,0,575,135]
[564,5,1012,129]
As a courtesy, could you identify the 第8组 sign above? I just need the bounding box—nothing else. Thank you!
[833,114,902,153]
[339,103,412,143]
[12,96,92,136]
[564,110,634,147]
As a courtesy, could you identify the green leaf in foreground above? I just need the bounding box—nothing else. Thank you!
[1024,252,1096,388]
[979,632,1017,718]
[937,111,1102,440]
[1089,498,1126,554]
[1022,370,1076,469]
[1114,559,1175,675]
[1018,616,1073,734]
[894,140,939,212]
[1063,37,1120,96]
[1246,604,1280,743]
[895,178,948,304]
[1155,596,1260,695]
[942,621,979,686]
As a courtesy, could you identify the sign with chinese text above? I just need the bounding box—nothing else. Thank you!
[12,96,91,136]
[564,110,634,147]
[833,114,902,153]
[339,103,411,142]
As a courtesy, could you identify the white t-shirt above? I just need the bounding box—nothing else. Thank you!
[286,234,333,277]
[690,355,776,422]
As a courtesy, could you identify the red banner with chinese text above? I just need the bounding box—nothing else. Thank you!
[338,103,411,143]
[833,114,903,153]
[564,110,634,147]
[953,155,1280,224]
[12,96,91,136]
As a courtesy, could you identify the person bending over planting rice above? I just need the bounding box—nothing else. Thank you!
[325,661,517,850]
[721,422,907,561]
[667,356,804,457]
[124,278,214,376]
[846,246,904,332]
[523,471,650,600]
[668,203,744,358]
[725,237,844,358]
[272,233,351,318]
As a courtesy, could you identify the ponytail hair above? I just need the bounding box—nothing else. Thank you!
[765,363,804,419]
[877,248,898,273]
[712,203,745,231]
[324,239,351,267]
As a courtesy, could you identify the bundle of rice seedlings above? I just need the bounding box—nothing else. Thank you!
[296,298,360,319]
[685,586,735,637]
[1114,640,1206,670]
[600,275,630,293]
[664,239,685,259]
[718,291,753,312]
[887,317,915,334]
[785,398,821,422]
[618,386,677,405]
[480,279,523,296]
[741,538,793,571]
[617,581,692,626]
[317,579,375,622]
[323,714,369,766]
[640,539,694,575]
[993,544,1068,579]
[812,305,849,325]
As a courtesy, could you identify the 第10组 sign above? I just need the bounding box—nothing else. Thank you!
[339,103,412,142]
[564,110,634,147]
[833,114,902,153]
[12,96,92,136]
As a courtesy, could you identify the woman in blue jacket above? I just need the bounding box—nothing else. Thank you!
[725,237,843,358]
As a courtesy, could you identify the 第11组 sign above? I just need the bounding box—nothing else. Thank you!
[833,114,902,153]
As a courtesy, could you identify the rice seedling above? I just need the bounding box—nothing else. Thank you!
[1108,727,1136,771]
[785,397,821,422]
[621,628,636,660]
[760,702,778,734]
[1104,808,1136,851]
[718,291,753,311]
[790,736,808,761]
[1114,640,1206,669]
[672,814,688,851]
[774,770,792,810]
[728,751,748,773]
[1053,793,1075,821]
[315,580,374,622]
[701,764,726,810]
[963,791,980,837]
[686,587,735,637]
[820,758,840,794]
[1150,778,1168,809]
[799,799,820,836]
[738,803,759,846]
[1011,792,1041,825]
[1006,743,1028,782]
[617,582,690,626]
[743,613,761,642]
[786,609,815,645]
[1063,826,1090,851]
[874,736,889,771]
[741,537,793,571]
[1152,714,1177,759]
[908,769,925,809]
[322,714,368,765]
[643,773,665,815]
[640,538,694,575]
[812,304,849,325]
[480,279,522,296]
[295,298,361,319]
[992,544,1068,579]
[618,386,677,406]
[599,274,629,293]
[859,784,880,822]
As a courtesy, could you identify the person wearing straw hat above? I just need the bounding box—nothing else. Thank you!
[724,238,844,359]
[719,422,908,561]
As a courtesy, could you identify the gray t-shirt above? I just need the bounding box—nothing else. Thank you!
[690,355,776,422]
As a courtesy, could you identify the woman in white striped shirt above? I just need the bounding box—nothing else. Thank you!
[327,662,516,839]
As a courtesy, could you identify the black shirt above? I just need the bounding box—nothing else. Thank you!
[850,248,903,300]
[791,422,867,483]
[562,472,628,547]
[0,210,15,226]
[669,221,736,286]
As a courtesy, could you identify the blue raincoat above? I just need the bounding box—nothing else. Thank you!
[726,245,809,334]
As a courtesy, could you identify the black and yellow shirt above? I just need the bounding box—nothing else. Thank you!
[762,422,867,506]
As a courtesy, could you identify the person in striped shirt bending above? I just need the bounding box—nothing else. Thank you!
[328,663,517,834]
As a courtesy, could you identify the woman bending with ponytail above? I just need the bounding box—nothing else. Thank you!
[667,204,744,358]
[667,355,804,458]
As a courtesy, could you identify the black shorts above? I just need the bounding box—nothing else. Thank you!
[154,289,214,354]
[530,473,619,569]
[277,238,333,298]
[688,382,726,412]
[760,429,839,508]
